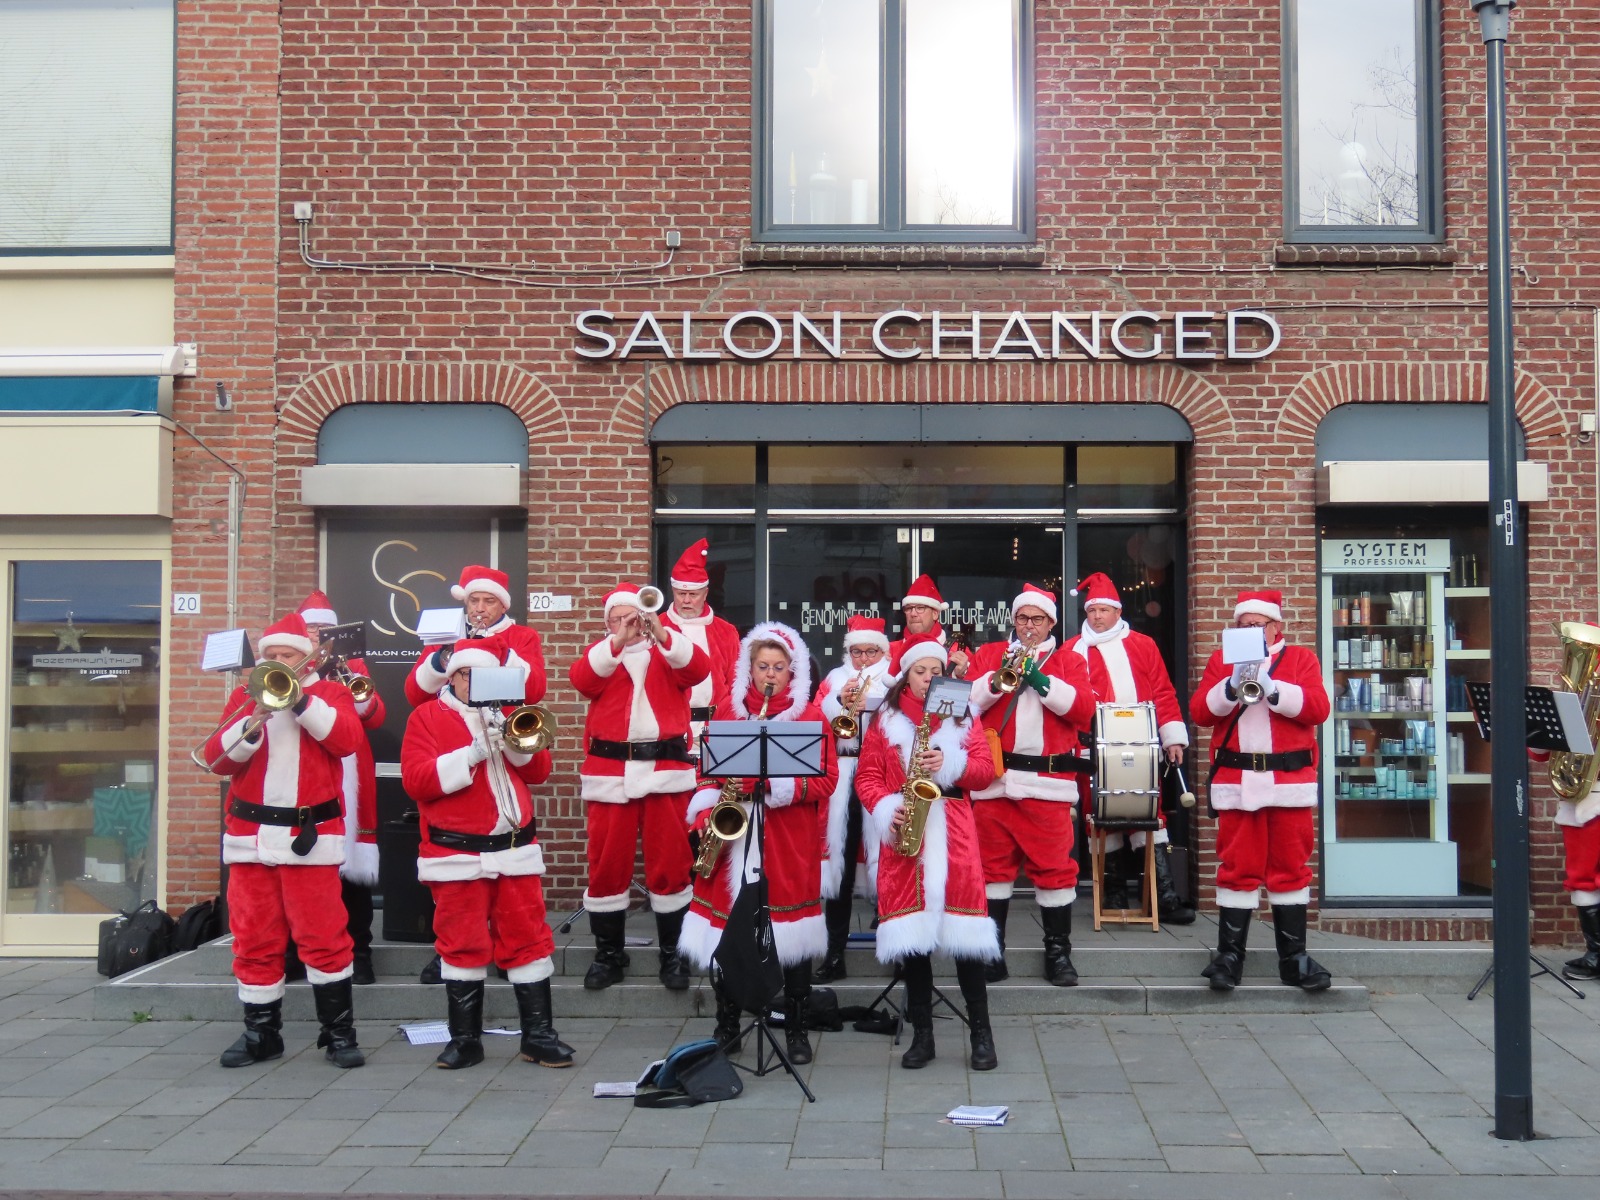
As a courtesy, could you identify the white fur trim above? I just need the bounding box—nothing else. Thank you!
[507,957,555,984]
[868,792,905,844]
[1207,782,1317,811]
[985,880,1014,900]
[1234,598,1283,623]
[766,778,797,808]
[221,715,261,764]
[1215,886,1261,910]
[1573,889,1600,906]
[603,589,644,617]
[441,961,488,981]
[900,594,946,612]
[299,606,337,626]
[649,885,693,913]
[686,786,722,823]
[1013,590,1058,622]
[416,842,544,882]
[843,629,891,650]
[436,742,484,796]
[773,912,828,966]
[678,910,720,971]
[340,839,380,885]
[585,638,624,677]
[937,912,1001,961]
[237,979,285,1004]
[579,765,698,803]
[306,962,354,985]
[1159,720,1189,748]
[582,889,631,913]
[1206,677,1239,718]
[295,694,338,741]
[897,639,948,672]
[821,758,857,899]
[731,622,812,720]
[1267,680,1304,719]
[669,576,710,592]
[222,830,346,868]
[258,632,313,656]
[1557,794,1600,827]
[444,646,500,676]
[1041,676,1079,717]
[413,652,449,697]
[452,577,512,608]
[1036,887,1076,907]
[874,910,938,962]
[1266,888,1311,906]
[658,627,694,669]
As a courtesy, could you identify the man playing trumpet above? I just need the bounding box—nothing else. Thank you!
[968,584,1095,986]
[406,565,546,708]
[570,582,710,992]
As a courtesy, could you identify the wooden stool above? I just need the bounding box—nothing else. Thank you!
[1089,825,1159,932]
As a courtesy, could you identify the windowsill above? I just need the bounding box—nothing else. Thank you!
[1275,243,1459,267]
[741,241,1048,268]
[0,254,176,275]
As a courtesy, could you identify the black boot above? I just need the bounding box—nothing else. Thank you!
[1153,844,1196,925]
[1271,904,1331,991]
[899,955,936,1069]
[1564,904,1600,981]
[983,897,1010,984]
[655,908,690,991]
[1202,907,1252,991]
[782,963,813,1065]
[584,909,630,990]
[514,979,575,1067]
[311,977,365,1068]
[435,978,484,1070]
[219,1000,284,1068]
[1041,904,1078,987]
[816,896,851,983]
[956,959,997,1072]
[711,972,744,1054]
[419,953,442,985]
[1101,845,1131,911]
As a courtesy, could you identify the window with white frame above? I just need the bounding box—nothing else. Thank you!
[1284,0,1441,242]
[0,0,175,253]
[756,0,1030,242]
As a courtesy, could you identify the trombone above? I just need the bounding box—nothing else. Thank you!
[190,661,305,771]
[491,704,557,755]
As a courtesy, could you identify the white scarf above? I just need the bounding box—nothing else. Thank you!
[1076,617,1129,651]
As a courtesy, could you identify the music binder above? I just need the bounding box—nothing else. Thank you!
[1464,682,1594,755]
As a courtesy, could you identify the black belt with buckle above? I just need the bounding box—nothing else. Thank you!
[837,748,859,758]
[229,797,342,857]
[690,706,716,723]
[1002,751,1091,776]
[1214,747,1314,774]
[589,735,691,763]
[429,820,538,853]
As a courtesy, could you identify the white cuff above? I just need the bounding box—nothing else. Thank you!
[1207,678,1239,718]
[1040,677,1077,717]
[1158,721,1189,748]
[868,793,904,843]
[586,639,623,677]
[436,743,482,794]
[295,695,338,741]
[659,627,694,669]
[766,778,797,808]
[1267,680,1304,719]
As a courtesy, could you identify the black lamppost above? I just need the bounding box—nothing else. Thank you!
[1469,0,1533,1143]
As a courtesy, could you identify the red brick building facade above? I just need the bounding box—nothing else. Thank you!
[163,1,1600,944]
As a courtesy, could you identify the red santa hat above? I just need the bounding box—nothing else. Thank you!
[669,538,711,590]
[1011,582,1059,623]
[603,582,646,617]
[450,565,512,610]
[296,590,338,627]
[443,636,502,677]
[258,613,314,657]
[901,574,946,612]
[732,621,812,712]
[896,631,948,673]
[1069,572,1121,611]
[842,614,890,652]
[1234,588,1284,623]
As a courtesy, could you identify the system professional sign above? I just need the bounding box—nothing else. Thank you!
[574,308,1281,363]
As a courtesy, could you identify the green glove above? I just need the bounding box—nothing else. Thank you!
[1023,660,1051,699]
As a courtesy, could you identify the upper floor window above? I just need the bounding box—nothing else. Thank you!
[1284,0,1441,243]
[0,0,175,254]
[756,0,1031,243]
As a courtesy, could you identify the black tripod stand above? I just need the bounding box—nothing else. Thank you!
[1467,953,1585,1001]
[861,966,969,1045]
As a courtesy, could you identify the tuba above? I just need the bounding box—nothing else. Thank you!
[895,708,940,857]
[499,704,555,755]
[1550,621,1600,800]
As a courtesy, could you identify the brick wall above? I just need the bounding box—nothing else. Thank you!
[167,2,1600,944]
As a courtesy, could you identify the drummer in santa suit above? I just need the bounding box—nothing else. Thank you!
[1190,588,1332,991]
[405,565,546,709]
[657,538,739,754]
[1063,573,1196,925]
[968,583,1096,986]
[813,615,893,981]
[887,575,971,678]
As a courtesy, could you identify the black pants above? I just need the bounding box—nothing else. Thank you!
[837,787,864,903]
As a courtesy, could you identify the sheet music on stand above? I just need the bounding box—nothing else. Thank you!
[700,721,826,780]
[1464,682,1594,755]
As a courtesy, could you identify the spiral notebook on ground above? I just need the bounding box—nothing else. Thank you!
[947,1105,1009,1127]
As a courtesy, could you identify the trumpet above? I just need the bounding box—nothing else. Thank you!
[895,707,940,857]
[190,661,304,771]
[990,646,1032,695]
[495,704,556,755]
[637,585,665,613]
[830,670,872,741]
[1237,662,1266,706]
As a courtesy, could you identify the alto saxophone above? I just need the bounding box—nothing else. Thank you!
[692,684,774,878]
[895,708,941,857]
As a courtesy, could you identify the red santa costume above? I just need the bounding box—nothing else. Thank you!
[206,613,365,1069]
[400,637,571,1069]
[854,633,1001,1071]
[1190,588,1332,992]
[569,582,711,991]
[404,565,547,708]
[816,617,892,901]
[967,583,1095,986]
[657,538,739,752]
[887,574,951,674]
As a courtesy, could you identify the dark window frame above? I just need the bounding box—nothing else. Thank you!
[752,0,1035,245]
[1282,0,1443,245]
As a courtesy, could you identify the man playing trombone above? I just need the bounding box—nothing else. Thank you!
[400,636,572,1071]
[1190,589,1331,992]
[203,613,366,1070]
[569,582,710,992]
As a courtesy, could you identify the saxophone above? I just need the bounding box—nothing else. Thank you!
[692,684,774,878]
[895,708,941,857]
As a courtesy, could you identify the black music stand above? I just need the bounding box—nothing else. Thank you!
[1463,682,1589,1000]
[702,719,827,1103]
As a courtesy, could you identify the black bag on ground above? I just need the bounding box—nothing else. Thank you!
[170,896,223,951]
[634,1039,743,1108]
[97,900,176,978]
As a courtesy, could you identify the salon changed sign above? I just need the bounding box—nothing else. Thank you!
[573,308,1281,363]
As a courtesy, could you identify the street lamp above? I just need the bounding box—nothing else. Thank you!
[1468,0,1533,1144]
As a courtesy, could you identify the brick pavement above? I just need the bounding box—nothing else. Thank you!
[1,956,1598,1197]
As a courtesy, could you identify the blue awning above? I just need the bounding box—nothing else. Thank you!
[0,376,162,413]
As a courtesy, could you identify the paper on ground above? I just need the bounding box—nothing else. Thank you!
[947,1104,1009,1126]
[398,1022,517,1045]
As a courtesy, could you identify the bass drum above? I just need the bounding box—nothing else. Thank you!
[1092,702,1162,827]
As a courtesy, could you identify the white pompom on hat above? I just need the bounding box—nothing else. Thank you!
[450,565,512,610]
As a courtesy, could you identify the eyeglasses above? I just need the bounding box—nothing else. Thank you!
[1235,619,1277,630]
[751,661,791,674]
[1015,614,1052,626]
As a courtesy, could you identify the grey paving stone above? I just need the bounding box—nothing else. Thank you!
[243,1116,363,1156]
[410,1153,514,1168]
[792,1119,885,1159]
[1383,1091,1488,1119]
[884,1112,976,1149]
[1345,1146,1456,1174]
[529,1097,632,1132]
[1162,1144,1265,1172]
[430,1113,541,1155]
[882,1145,978,1170]
[506,1129,616,1167]
[613,1105,715,1146]
[704,1103,801,1142]
[1321,1110,1434,1151]
[320,1145,422,1167]
[1258,1153,1361,1173]
[1132,1080,1227,1112]
[974,1130,1071,1170]
[1063,1158,1170,1172]
[1146,1109,1247,1146]
[1,1105,122,1139]
[1528,1136,1600,1176]
[1411,1117,1554,1176]
[787,1156,884,1170]
[342,1108,457,1146]
[185,1096,304,1129]
[140,1124,259,1164]
[1065,1122,1165,1160]
[0,1137,72,1163]
[601,1145,699,1169]
[69,1112,192,1150]
[1234,1116,1344,1156]
[695,1139,791,1168]
[1053,1091,1146,1124]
